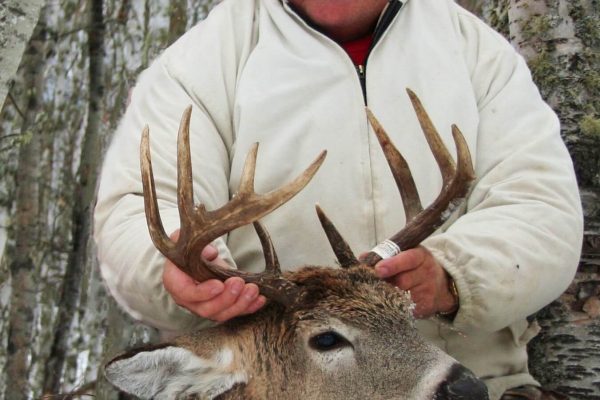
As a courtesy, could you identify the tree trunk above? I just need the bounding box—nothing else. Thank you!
[483,1,600,398]
[456,0,483,16]
[0,0,218,396]
[4,8,48,399]
[0,0,46,109]
[43,0,106,394]
[168,0,188,45]
[96,300,159,400]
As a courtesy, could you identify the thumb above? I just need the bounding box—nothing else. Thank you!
[201,244,219,261]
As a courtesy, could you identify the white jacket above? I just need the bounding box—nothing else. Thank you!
[94,0,583,398]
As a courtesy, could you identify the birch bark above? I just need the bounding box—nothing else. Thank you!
[43,0,107,393]
[0,0,46,109]
[483,1,600,397]
[4,7,48,399]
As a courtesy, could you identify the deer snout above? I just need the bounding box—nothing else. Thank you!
[434,364,489,400]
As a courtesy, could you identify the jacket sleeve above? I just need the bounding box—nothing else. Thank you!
[93,3,255,333]
[422,9,583,333]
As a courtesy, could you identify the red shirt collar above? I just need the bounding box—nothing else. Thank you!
[341,34,373,66]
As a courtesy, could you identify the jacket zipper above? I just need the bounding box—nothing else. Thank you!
[358,0,403,104]
[357,64,367,101]
[357,1,403,245]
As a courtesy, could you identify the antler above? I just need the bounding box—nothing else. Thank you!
[141,106,327,307]
[318,89,475,267]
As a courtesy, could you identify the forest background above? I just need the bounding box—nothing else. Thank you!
[0,0,598,399]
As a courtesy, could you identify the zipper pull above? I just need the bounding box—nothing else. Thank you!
[356,65,367,104]
[356,64,365,78]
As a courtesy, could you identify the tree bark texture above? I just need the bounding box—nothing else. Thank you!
[168,0,188,45]
[43,0,106,394]
[4,8,48,400]
[484,1,600,398]
[456,0,484,16]
[1,1,216,397]
[95,299,159,400]
[0,0,46,109]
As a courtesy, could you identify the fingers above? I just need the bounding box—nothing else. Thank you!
[372,246,454,318]
[201,279,251,320]
[169,229,181,241]
[241,295,268,315]
[387,268,426,291]
[201,244,219,261]
[208,281,264,322]
[169,229,227,268]
[163,260,225,302]
[384,266,437,318]
[201,244,232,269]
[374,248,426,279]
[163,259,266,322]
[163,230,266,322]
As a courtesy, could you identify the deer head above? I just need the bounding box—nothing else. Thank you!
[104,89,487,400]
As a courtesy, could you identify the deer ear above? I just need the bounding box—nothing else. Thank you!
[104,344,247,400]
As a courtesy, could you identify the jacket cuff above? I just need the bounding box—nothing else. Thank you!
[423,243,479,332]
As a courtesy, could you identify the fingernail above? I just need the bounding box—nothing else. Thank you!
[229,280,244,295]
[243,285,258,300]
[253,296,267,309]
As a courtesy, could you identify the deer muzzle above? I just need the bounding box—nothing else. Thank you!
[434,363,489,400]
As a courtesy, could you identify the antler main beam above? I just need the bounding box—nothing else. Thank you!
[141,106,326,306]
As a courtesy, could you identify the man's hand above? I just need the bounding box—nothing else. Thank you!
[162,231,266,322]
[373,246,458,318]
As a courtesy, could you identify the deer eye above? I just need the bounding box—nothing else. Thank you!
[309,331,349,351]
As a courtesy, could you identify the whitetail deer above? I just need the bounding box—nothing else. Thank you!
[104,89,489,399]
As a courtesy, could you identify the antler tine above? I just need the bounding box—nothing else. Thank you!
[196,145,326,247]
[315,204,359,269]
[366,108,424,221]
[141,106,327,307]
[238,143,258,195]
[451,124,475,189]
[359,89,475,266]
[183,144,327,305]
[385,120,474,248]
[177,106,197,228]
[197,146,327,238]
[140,125,183,267]
[253,221,280,274]
[406,88,455,184]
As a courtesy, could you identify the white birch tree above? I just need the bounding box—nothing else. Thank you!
[0,0,47,109]
[482,1,600,398]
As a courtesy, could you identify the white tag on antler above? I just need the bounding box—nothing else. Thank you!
[370,240,401,259]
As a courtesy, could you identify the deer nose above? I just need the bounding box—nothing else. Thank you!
[435,364,489,400]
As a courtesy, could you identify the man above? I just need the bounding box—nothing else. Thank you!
[94,1,583,399]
